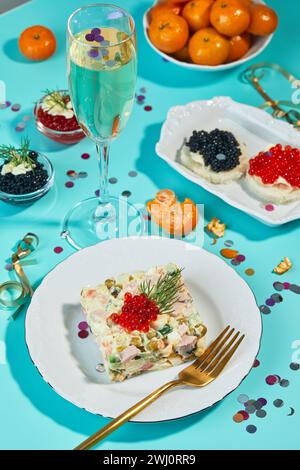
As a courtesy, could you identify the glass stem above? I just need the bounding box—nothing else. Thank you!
[96,142,110,206]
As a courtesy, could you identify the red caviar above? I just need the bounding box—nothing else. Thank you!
[248,144,300,188]
[37,106,80,132]
[110,292,159,333]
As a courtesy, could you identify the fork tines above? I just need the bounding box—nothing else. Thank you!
[195,325,245,377]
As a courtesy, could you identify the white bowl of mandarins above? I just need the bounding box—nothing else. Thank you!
[143,0,277,70]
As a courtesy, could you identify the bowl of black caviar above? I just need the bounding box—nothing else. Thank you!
[0,138,54,204]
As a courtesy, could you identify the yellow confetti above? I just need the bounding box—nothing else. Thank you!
[273,257,292,275]
[206,217,226,238]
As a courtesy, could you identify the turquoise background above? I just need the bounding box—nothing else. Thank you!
[1,0,300,450]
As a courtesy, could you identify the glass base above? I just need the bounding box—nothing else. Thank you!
[61,196,146,250]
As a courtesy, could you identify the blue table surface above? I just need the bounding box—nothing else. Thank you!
[1,0,300,450]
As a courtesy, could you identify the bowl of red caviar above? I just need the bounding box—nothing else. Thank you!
[34,89,85,145]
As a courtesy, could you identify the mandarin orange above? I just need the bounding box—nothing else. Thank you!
[210,0,251,37]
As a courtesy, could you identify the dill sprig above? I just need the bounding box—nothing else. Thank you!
[0,137,35,167]
[43,89,69,111]
[139,268,184,315]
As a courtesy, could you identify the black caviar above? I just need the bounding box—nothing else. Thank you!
[186,129,242,172]
[0,161,49,195]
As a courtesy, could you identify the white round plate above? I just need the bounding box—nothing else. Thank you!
[156,97,300,226]
[143,0,273,72]
[26,237,261,422]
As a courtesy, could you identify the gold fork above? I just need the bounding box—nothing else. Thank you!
[74,325,244,450]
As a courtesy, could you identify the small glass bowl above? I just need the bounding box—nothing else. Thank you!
[34,90,85,145]
[0,152,54,204]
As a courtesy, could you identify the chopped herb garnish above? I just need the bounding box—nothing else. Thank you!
[0,137,35,167]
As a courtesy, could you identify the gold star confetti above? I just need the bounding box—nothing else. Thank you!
[273,257,292,275]
[206,217,226,238]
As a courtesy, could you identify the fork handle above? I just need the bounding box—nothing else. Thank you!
[74,379,182,450]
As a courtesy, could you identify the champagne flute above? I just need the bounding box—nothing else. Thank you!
[63,4,144,249]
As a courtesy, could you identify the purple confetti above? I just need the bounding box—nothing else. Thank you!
[85,33,95,41]
[78,321,88,330]
[94,35,104,43]
[88,48,99,58]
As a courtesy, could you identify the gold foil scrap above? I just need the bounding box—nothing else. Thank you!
[273,257,292,275]
[206,217,226,238]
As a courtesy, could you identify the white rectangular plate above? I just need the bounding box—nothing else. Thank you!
[156,97,300,226]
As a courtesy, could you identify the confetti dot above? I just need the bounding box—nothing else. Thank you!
[81,153,90,160]
[238,394,249,404]
[106,60,116,67]
[266,375,279,385]
[11,103,21,112]
[144,105,152,112]
[245,405,256,414]
[265,204,275,212]
[271,293,283,303]
[85,33,95,41]
[78,321,88,330]
[91,28,101,35]
[273,399,284,408]
[290,362,300,371]
[273,282,284,291]
[54,246,63,254]
[109,177,118,184]
[256,409,267,418]
[259,305,271,315]
[88,48,99,58]
[283,282,290,290]
[23,115,31,121]
[246,425,257,434]
[128,170,137,177]
[122,190,131,198]
[289,284,300,294]
[16,121,25,129]
[140,87,146,93]
[65,181,74,188]
[253,358,260,368]
[67,170,77,177]
[245,399,256,406]
[239,410,249,420]
[224,240,234,247]
[280,379,289,388]
[231,259,240,266]
[15,125,25,132]
[96,363,105,372]
[236,254,246,262]
[266,298,275,307]
[257,397,267,406]
[95,189,100,197]
[78,171,88,178]
[5,263,13,271]
[233,412,244,423]
[100,48,109,57]
[137,95,145,102]
[245,268,255,276]
[78,330,89,339]
[0,100,11,109]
